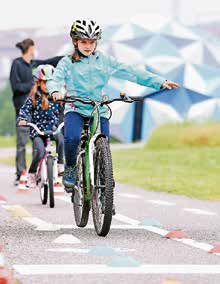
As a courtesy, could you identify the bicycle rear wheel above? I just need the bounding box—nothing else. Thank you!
[47,156,55,208]
[92,137,114,237]
[73,151,90,227]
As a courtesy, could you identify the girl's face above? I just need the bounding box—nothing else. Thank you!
[39,80,48,93]
[77,39,97,56]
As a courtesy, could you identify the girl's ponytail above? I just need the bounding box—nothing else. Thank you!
[42,94,49,110]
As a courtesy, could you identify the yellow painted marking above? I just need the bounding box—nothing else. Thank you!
[7,205,32,218]
[161,278,183,284]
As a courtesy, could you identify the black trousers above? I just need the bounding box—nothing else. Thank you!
[29,134,64,173]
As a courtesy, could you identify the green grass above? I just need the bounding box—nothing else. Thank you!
[0,136,32,148]
[0,154,31,167]
[1,123,220,200]
[112,122,220,201]
[147,122,220,149]
[0,136,16,148]
[112,147,220,200]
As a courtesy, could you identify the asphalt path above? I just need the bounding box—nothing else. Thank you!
[0,163,220,284]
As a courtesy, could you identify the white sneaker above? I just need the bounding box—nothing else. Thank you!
[58,164,64,176]
[27,173,36,188]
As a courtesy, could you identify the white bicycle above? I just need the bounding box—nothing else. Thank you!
[27,122,64,208]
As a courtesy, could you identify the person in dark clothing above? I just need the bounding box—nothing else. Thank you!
[9,38,62,185]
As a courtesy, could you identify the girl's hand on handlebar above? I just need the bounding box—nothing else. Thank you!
[52,92,65,101]
[18,120,27,126]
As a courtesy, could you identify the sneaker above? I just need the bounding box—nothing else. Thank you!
[63,166,76,192]
[14,175,20,186]
[26,173,36,189]
[58,164,64,176]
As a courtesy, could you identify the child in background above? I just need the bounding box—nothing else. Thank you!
[18,65,64,188]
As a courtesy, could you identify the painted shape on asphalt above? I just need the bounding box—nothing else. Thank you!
[106,256,141,267]
[13,264,220,275]
[165,230,191,239]
[209,244,220,254]
[139,218,161,227]
[6,205,32,218]
[53,234,81,244]
[118,193,141,199]
[47,248,90,253]
[88,246,118,256]
[161,278,183,284]
[145,200,176,206]
[0,195,7,203]
[183,208,217,216]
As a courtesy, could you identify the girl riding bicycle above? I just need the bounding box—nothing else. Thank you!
[47,19,180,190]
[18,65,64,188]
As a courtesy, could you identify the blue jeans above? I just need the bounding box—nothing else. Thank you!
[64,112,110,167]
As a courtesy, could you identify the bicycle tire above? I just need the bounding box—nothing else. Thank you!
[74,151,90,227]
[47,156,55,208]
[92,137,114,237]
[40,184,48,205]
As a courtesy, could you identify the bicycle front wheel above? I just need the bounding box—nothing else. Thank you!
[47,156,55,208]
[92,137,114,237]
[38,159,48,205]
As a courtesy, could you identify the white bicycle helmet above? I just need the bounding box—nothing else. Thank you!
[33,64,55,81]
[70,19,102,40]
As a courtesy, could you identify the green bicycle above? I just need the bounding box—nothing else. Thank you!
[62,93,142,237]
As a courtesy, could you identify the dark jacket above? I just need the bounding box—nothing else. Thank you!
[9,56,62,116]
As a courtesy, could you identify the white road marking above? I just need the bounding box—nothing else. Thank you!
[55,195,71,203]
[30,192,220,256]
[55,224,141,230]
[23,217,59,231]
[114,213,219,256]
[13,264,220,275]
[47,248,135,253]
[145,200,176,206]
[118,193,141,199]
[113,214,140,226]
[53,234,81,244]
[1,205,11,209]
[183,208,217,216]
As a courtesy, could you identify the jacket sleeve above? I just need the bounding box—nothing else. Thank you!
[32,56,63,68]
[17,97,33,122]
[47,58,67,95]
[9,61,33,94]
[106,55,166,90]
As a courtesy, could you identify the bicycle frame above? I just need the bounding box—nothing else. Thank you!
[27,122,64,188]
[36,138,57,185]
[82,102,106,202]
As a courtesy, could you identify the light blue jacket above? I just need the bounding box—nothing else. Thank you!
[47,51,166,118]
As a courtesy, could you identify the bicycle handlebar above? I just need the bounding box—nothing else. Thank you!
[26,122,64,136]
[56,93,143,106]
